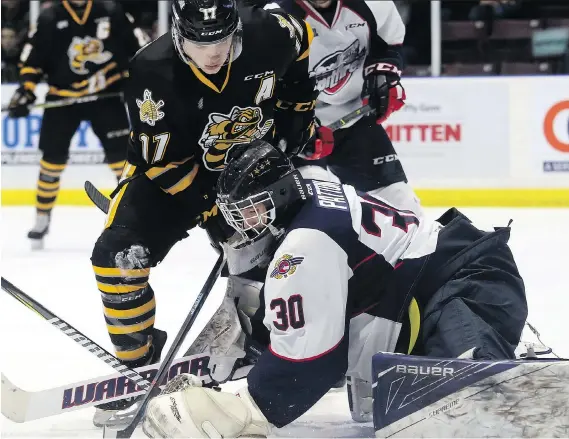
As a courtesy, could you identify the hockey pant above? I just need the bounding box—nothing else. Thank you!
[35,91,128,215]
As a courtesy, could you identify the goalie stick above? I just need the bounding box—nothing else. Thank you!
[1,354,213,423]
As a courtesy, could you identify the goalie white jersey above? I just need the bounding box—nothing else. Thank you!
[271,0,405,125]
[263,180,438,365]
[247,179,441,426]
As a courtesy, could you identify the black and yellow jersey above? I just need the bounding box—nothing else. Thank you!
[19,0,148,98]
[124,5,315,203]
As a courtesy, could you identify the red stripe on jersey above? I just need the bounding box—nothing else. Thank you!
[352,252,377,271]
[268,336,343,362]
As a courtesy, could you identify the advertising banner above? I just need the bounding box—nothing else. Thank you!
[1,84,107,166]
[531,77,569,174]
[384,79,510,182]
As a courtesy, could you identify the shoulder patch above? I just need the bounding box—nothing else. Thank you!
[270,254,305,279]
[270,13,302,54]
[136,89,165,126]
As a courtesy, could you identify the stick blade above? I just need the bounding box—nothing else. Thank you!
[1,373,29,423]
[84,181,110,214]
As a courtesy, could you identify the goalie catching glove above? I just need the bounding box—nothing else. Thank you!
[362,61,405,125]
[142,374,270,438]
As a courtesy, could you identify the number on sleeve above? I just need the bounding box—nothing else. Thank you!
[139,132,170,164]
[360,195,420,237]
[270,295,305,331]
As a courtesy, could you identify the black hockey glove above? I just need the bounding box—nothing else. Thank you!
[8,85,36,119]
[274,98,316,156]
[362,61,405,124]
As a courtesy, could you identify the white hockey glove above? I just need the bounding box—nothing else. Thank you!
[142,374,270,438]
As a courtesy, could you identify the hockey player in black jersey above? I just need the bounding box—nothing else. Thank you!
[89,0,317,426]
[7,0,149,249]
[141,139,527,438]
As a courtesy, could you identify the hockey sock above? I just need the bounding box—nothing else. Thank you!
[93,264,156,362]
[36,159,66,214]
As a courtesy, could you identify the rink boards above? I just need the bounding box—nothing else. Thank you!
[2,77,568,207]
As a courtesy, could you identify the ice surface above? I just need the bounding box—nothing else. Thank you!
[1,206,568,437]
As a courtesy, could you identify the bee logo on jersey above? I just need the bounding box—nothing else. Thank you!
[67,36,113,75]
[270,254,304,279]
[199,106,274,171]
[136,89,165,127]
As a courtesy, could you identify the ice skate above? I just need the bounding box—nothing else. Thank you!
[92,328,167,428]
[27,213,50,250]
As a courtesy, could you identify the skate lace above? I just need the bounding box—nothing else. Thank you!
[518,321,561,359]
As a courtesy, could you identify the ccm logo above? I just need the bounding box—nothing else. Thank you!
[245,71,275,80]
[364,63,402,77]
[373,153,399,165]
[346,22,365,29]
[201,29,223,36]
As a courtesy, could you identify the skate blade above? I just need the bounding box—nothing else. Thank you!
[30,239,44,250]
[95,400,142,429]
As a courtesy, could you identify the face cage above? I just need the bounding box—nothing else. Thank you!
[171,22,243,68]
[218,191,278,247]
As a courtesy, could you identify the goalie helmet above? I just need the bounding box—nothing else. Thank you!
[216,140,307,249]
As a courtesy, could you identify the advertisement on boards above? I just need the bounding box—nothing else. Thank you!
[531,77,569,174]
[383,79,510,182]
[1,84,107,166]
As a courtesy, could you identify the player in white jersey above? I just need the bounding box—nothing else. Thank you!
[270,0,420,215]
[142,140,527,438]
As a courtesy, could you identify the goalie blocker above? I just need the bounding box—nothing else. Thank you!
[372,352,569,438]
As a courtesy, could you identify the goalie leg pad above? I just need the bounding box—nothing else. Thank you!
[372,352,569,438]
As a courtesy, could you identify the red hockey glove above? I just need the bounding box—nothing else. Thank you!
[362,62,406,124]
[301,119,334,161]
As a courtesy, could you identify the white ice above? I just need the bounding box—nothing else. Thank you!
[1,206,568,438]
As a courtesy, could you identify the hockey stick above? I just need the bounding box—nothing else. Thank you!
[1,278,155,394]
[103,253,227,438]
[85,180,111,214]
[1,91,123,113]
[327,103,374,131]
[1,354,213,423]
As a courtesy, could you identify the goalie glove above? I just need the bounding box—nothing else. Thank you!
[142,374,270,438]
[362,62,405,124]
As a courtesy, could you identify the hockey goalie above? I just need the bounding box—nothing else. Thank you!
[142,141,568,438]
